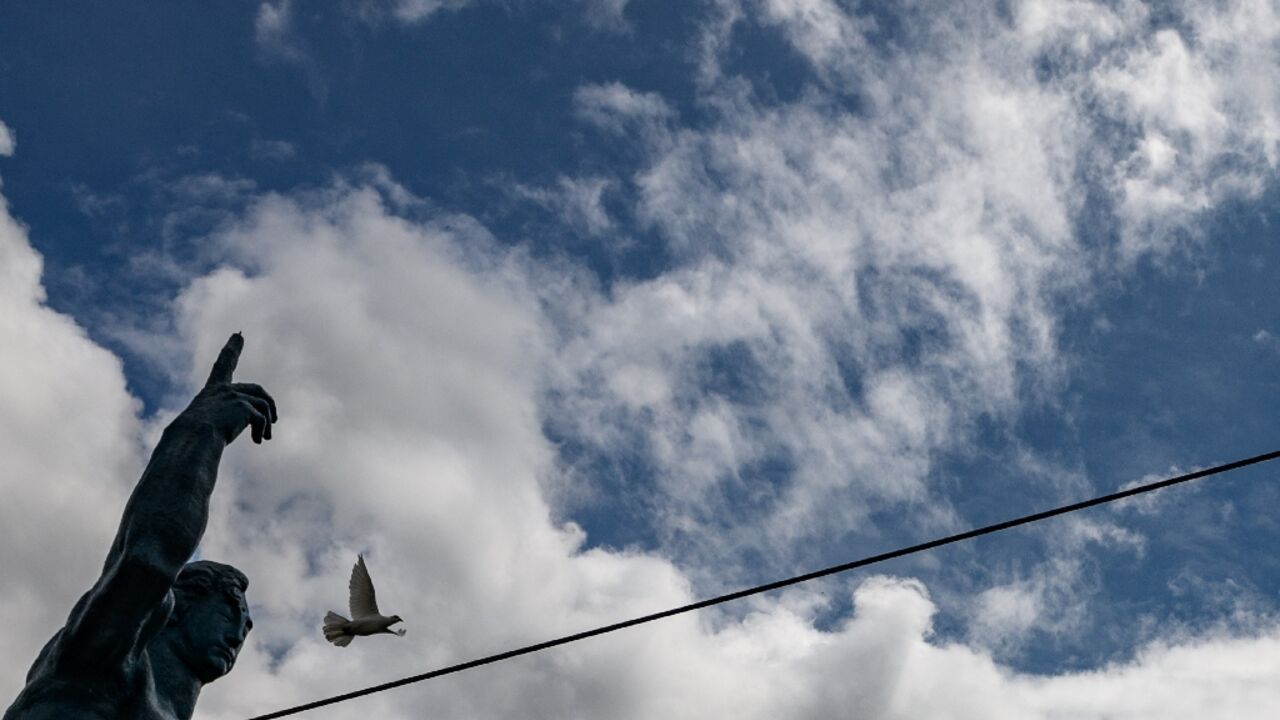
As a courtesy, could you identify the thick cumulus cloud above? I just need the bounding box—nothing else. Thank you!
[7,0,1280,717]
[157,180,698,717]
[0,144,144,703]
[109,179,1278,720]
[123,179,954,718]
[102,2,1280,713]
[4,164,1280,720]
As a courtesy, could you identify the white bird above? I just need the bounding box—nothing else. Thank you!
[323,554,406,647]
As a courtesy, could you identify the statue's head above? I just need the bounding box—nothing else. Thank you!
[165,560,252,683]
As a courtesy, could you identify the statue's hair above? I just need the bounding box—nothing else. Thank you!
[172,560,249,618]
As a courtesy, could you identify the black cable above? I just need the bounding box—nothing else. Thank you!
[247,448,1280,719]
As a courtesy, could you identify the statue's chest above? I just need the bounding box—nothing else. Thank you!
[132,695,179,720]
[129,664,181,720]
[2,676,176,720]
[5,664,181,720]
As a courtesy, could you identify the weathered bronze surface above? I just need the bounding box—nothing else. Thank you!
[4,334,277,719]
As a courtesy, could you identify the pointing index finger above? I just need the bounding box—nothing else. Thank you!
[204,332,244,388]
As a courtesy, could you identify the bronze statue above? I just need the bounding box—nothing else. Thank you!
[4,334,277,720]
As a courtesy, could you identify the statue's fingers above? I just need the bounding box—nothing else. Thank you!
[205,333,244,388]
[237,392,274,441]
[230,382,278,422]
[240,401,268,444]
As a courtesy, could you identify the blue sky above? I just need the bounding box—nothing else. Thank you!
[3,1,1280,718]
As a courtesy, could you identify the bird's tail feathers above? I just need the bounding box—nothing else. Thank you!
[324,611,354,646]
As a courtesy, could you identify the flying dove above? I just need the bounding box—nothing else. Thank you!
[323,554,406,646]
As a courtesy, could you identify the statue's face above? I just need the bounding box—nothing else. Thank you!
[173,588,253,683]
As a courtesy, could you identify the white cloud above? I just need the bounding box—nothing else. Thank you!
[756,0,872,78]
[558,20,1086,573]
[368,0,628,28]
[4,165,1280,719]
[254,0,328,103]
[0,172,144,704]
[582,0,633,31]
[0,119,14,157]
[966,515,1146,655]
[574,82,675,136]
[1253,328,1280,354]
[145,171,1270,717]
[251,138,299,161]
[738,0,1280,263]
[1018,0,1280,259]
[973,580,1045,648]
[255,0,295,54]
[8,0,1280,716]
[386,0,478,23]
[546,0,1280,584]
[511,175,615,236]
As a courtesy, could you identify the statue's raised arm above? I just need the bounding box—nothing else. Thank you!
[5,333,277,720]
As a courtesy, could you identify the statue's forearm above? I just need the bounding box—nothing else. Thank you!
[49,335,271,671]
[104,334,273,577]
[109,416,227,576]
[59,413,231,665]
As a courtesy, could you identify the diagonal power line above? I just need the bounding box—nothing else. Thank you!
[247,449,1280,719]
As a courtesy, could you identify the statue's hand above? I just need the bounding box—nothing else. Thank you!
[176,333,279,445]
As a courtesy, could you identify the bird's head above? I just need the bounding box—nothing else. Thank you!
[391,615,406,636]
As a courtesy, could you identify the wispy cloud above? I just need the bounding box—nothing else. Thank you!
[0,119,14,157]
[382,0,472,24]
[544,0,1280,584]
[254,0,328,104]
[510,175,616,236]
[251,138,299,162]
[3,159,1280,720]
[5,1,1280,716]
[574,82,675,136]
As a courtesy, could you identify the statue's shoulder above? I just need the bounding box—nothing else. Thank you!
[26,618,151,685]
[3,673,119,720]
[5,633,151,720]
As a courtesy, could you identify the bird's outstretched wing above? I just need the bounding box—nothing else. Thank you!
[349,554,380,619]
